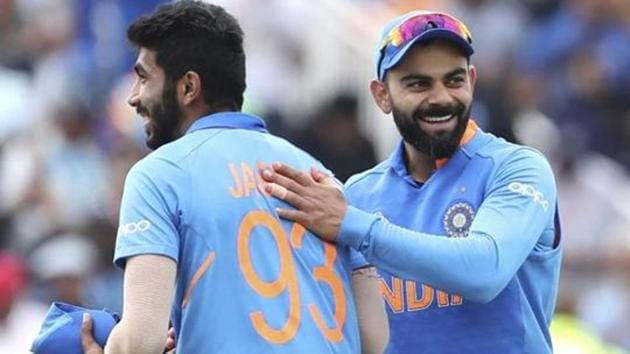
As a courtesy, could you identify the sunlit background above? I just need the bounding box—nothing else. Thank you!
[1,0,629,352]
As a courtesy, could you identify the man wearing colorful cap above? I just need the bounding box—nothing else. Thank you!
[262,10,561,354]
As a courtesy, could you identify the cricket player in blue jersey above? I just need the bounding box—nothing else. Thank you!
[78,1,388,353]
[261,10,562,354]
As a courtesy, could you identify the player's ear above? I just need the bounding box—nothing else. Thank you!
[370,79,392,114]
[468,64,477,93]
[179,71,202,106]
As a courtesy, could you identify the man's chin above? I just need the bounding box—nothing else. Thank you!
[145,139,158,151]
[428,124,469,158]
[145,133,163,150]
[146,132,179,150]
[428,140,459,159]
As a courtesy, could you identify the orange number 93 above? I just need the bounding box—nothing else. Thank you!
[237,210,347,344]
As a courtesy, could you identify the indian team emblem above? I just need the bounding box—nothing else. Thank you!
[443,202,475,237]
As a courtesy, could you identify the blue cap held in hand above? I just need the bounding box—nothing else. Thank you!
[31,302,120,354]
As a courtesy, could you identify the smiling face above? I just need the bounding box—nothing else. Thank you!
[373,40,476,159]
[127,48,184,150]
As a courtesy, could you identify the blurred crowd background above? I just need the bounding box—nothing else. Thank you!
[1,0,629,352]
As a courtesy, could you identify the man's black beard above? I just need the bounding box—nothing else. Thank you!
[392,101,471,159]
[138,81,184,150]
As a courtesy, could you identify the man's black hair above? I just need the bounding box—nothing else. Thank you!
[127,0,246,111]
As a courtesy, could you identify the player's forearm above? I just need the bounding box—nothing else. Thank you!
[339,206,533,303]
[105,255,176,354]
[352,267,389,354]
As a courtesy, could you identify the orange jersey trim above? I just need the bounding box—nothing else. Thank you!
[435,120,479,169]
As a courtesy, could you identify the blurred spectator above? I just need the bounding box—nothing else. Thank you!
[71,0,162,112]
[0,0,30,71]
[295,93,378,182]
[0,67,33,142]
[443,0,527,86]
[40,102,110,231]
[520,0,562,18]
[1,98,111,252]
[0,130,48,251]
[0,214,12,249]
[82,218,123,313]
[29,233,99,307]
[0,251,47,354]
[518,0,630,169]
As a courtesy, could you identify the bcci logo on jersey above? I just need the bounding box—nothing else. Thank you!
[443,202,475,237]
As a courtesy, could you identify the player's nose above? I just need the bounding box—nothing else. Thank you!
[127,80,140,107]
[425,82,451,106]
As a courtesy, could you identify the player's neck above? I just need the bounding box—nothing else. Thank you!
[403,142,436,183]
[178,103,235,135]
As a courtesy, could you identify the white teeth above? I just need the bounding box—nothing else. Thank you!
[423,114,453,122]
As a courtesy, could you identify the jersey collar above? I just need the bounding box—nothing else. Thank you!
[388,119,488,179]
[435,119,479,168]
[186,112,268,135]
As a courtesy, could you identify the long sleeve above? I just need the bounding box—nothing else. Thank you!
[338,149,557,303]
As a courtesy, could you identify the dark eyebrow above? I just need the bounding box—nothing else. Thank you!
[400,73,433,83]
[134,63,148,77]
[400,67,467,83]
[444,68,467,78]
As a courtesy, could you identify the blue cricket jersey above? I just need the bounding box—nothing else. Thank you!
[113,112,366,353]
[338,124,562,354]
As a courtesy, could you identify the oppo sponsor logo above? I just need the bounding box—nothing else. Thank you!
[507,182,549,211]
[119,219,152,236]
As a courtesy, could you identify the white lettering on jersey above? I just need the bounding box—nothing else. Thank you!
[507,182,549,211]
[118,219,152,236]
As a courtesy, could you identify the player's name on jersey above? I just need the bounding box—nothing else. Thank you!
[381,276,463,313]
[228,161,271,199]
